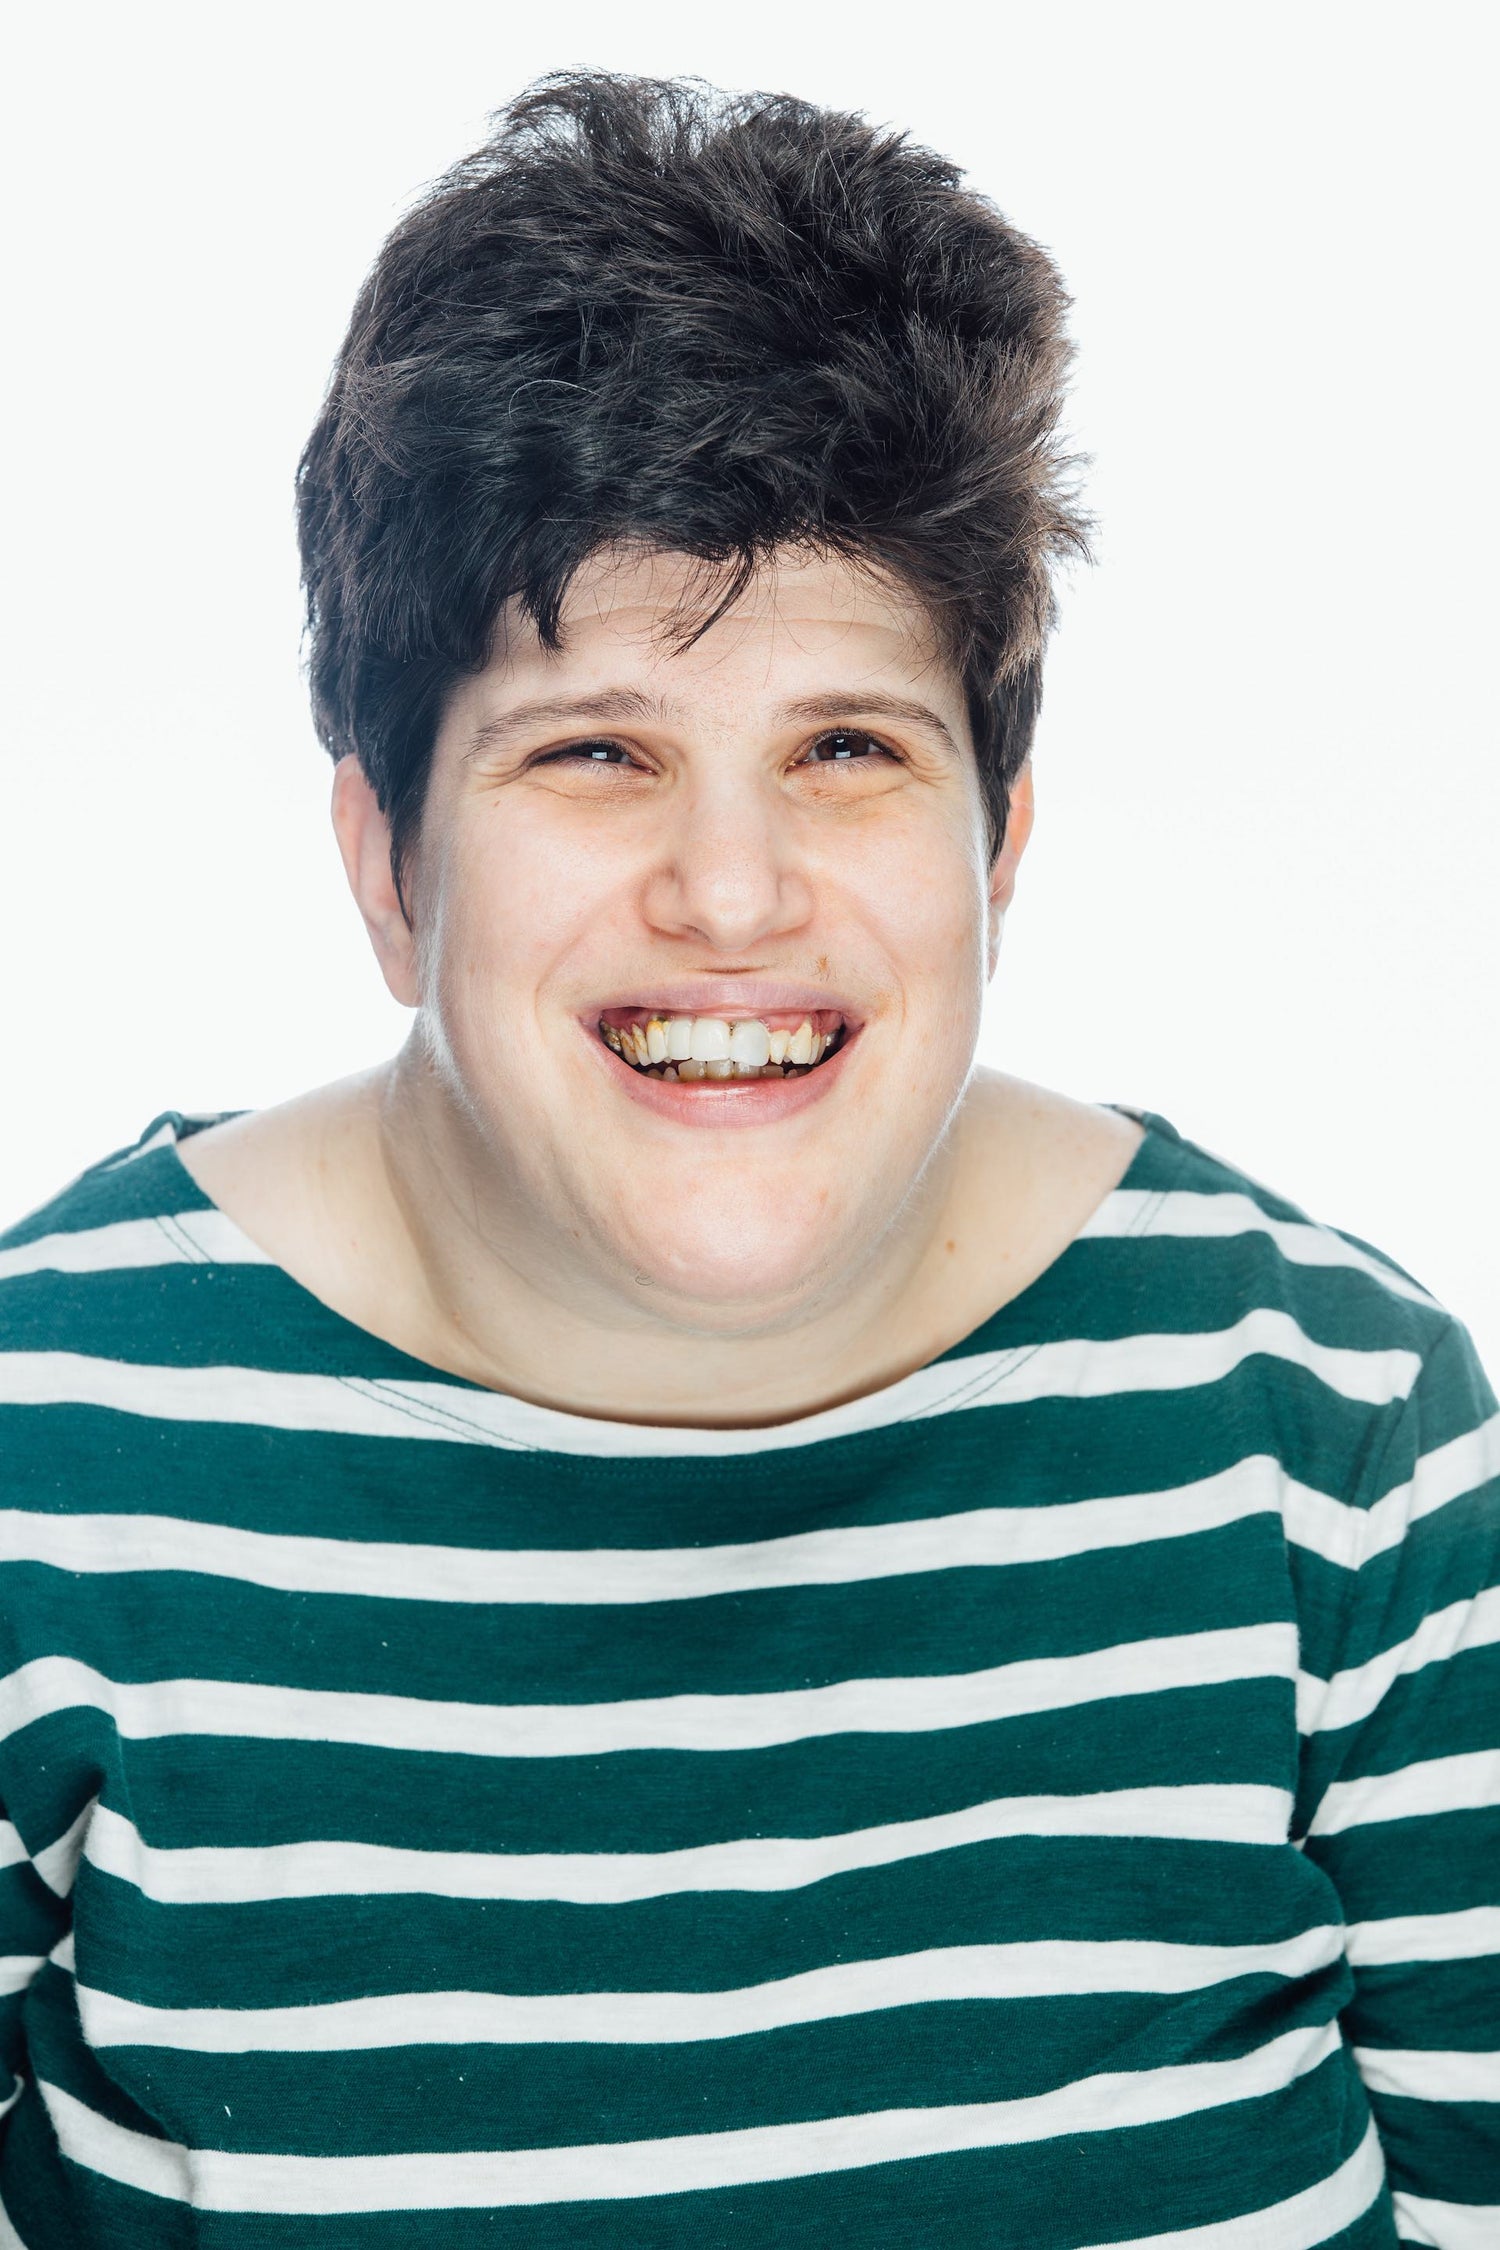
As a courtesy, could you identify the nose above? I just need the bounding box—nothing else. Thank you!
[640,772,814,952]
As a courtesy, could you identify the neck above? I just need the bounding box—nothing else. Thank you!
[364,1045,976,1428]
[177,1058,1139,1432]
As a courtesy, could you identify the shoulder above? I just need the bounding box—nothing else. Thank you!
[0,1111,243,1295]
[0,1108,268,1374]
[1105,1105,1450,1343]
[1100,1109,1496,1508]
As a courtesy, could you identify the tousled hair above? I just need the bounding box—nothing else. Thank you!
[297,70,1090,904]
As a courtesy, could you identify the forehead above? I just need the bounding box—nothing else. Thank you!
[488,544,953,707]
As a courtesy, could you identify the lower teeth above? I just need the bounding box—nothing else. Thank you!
[651,1059,808,1081]
[600,1027,843,1081]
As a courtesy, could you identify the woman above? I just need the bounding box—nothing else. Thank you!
[0,69,1493,2248]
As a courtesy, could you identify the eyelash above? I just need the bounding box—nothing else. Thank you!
[536,730,898,770]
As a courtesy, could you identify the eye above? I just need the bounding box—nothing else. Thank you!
[800,729,897,765]
[536,740,640,769]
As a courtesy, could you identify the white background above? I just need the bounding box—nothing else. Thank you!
[4,2,1496,1364]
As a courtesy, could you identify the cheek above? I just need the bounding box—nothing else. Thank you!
[418,806,626,1034]
[846,812,989,991]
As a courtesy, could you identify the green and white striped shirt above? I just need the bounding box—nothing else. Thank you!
[0,1106,1495,2247]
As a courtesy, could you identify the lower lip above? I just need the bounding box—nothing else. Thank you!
[584,1026,860,1127]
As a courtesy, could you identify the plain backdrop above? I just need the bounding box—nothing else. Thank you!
[3,1,1497,1365]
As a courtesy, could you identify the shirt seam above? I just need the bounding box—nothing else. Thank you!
[353,1169,1174,1454]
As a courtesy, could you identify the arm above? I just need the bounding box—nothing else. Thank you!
[0,1801,68,2145]
[1298,1316,1500,2249]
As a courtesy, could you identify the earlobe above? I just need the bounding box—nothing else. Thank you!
[330,756,421,1008]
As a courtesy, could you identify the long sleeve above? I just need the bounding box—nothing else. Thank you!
[1297,1314,1500,2248]
[0,1801,68,2149]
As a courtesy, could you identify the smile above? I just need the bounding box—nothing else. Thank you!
[597,1009,847,1082]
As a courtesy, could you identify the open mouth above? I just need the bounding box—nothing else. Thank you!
[597,1008,849,1082]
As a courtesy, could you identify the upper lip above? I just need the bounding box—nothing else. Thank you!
[584,982,864,1024]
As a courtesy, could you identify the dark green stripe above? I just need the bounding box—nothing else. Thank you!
[1306,1807,1500,1920]
[0,1377,1414,1549]
[1366,2090,1500,2200]
[0,1513,1295,1700]
[1346,1956,1500,2052]
[55,1978,1348,2156]
[77,1836,1331,2010]
[50,1679,1290,1857]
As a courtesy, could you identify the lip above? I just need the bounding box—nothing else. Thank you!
[583,1017,862,1128]
[580,982,864,1028]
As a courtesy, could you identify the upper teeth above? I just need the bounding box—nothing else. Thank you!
[600,1016,839,1075]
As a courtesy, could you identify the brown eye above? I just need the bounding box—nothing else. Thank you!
[804,730,891,764]
[539,741,638,767]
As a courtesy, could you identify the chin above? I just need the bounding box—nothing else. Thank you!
[608,1222,847,1329]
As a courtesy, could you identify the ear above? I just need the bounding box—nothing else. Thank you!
[986,760,1035,974]
[330,756,420,1008]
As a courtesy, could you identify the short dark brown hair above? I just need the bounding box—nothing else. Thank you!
[297,70,1089,901]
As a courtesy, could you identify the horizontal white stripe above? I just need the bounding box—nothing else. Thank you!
[0,1348,542,1450]
[0,1455,1289,1607]
[39,2019,1340,2212]
[0,1310,1420,1457]
[1354,2044,1500,2102]
[1312,1750,1500,1836]
[0,1956,43,1998]
[0,1212,269,1284]
[1083,1188,1438,1308]
[1297,1587,1500,1734]
[3,1428,1484,1609]
[1074,2119,1383,2250]
[1344,1905,1500,1967]
[77,1927,1342,2054]
[1282,1414,1500,1573]
[86,1782,1292,1907]
[1392,2188,1500,2249]
[0,1824,25,1872]
[0,1625,1295,1762]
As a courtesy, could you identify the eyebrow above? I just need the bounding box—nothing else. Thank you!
[777,692,960,756]
[464,686,960,761]
[464,690,675,761]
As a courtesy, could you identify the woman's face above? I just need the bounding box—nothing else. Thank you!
[349,545,1030,1333]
